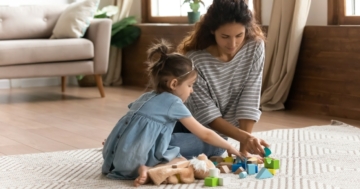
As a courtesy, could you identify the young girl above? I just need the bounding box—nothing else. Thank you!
[102,40,268,186]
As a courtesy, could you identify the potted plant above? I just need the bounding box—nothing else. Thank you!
[77,6,141,87]
[183,0,205,24]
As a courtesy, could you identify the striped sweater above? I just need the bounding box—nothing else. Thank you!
[184,39,265,128]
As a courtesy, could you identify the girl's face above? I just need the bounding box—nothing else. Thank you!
[213,22,246,57]
[171,74,197,102]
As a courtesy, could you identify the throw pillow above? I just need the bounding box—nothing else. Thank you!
[50,0,100,39]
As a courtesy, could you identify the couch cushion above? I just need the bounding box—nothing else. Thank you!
[0,5,67,40]
[0,39,94,66]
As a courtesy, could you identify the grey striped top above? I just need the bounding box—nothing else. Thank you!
[184,39,265,128]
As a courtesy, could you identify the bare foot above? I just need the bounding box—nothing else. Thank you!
[134,165,149,187]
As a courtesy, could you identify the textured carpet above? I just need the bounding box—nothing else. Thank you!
[1,120,360,189]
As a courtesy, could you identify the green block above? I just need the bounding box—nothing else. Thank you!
[204,177,219,187]
[264,158,280,169]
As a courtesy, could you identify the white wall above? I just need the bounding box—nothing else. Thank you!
[0,0,72,6]
[261,0,327,26]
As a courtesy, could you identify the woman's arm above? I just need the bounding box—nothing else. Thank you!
[179,116,241,157]
[208,117,250,144]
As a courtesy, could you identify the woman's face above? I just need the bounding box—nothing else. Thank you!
[213,22,246,56]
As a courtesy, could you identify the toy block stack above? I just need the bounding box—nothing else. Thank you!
[205,147,280,187]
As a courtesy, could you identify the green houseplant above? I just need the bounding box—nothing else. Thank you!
[183,0,205,23]
[77,6,141,87]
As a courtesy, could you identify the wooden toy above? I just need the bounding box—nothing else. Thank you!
[224,156,233,163]
[247,164,257,175]
[268,169,277,175]
[210,156,224,163]
[255,167,273,179]
[264,158,280,169]
[219,165,231,173]
[234,167,245,174]
[204,177,219,187]
[231,163,242,172]
[209,168,220,178]
[219,177,230,186]
[212,161,218,166]
[264,147,272,157]
[239,171,247,179]
[217,162,232,170]
[247,157,258,164]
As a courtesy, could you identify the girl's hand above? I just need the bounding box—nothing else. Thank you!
[226,145,242,159]
[243,135,270,156]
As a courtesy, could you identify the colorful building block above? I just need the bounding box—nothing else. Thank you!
[204,177,219,187]
[217,162,232,170]
[219,177,230,186]
[212,161,218,166]
[247,164,257,175]
[224,156,233,163]
[264,147,272,157]
[264,158,280,169]
[268,169,277,175]
[234,167,245,174]
[247,157,258,164]
[239,171,247,179]
[231,163,242,172]
[219,165,231,173]
[210,156,224,163]
[255,168,273,179]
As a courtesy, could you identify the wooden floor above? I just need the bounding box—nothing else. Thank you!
[0,86,359,156]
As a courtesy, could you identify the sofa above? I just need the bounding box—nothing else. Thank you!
[0,5,112,97]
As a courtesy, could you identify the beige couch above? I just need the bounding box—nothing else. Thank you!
[0,5,112,97]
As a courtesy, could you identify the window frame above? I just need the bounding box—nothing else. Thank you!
[328,0,360,25]
[141,0,262,24]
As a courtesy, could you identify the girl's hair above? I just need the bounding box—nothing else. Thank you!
[177,0,265,54]
[146,39,196,93]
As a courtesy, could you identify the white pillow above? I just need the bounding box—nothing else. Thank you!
[50,0,100,39]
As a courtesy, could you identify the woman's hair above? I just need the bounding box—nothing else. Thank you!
[146,39,196,93]
[177,0,265,54]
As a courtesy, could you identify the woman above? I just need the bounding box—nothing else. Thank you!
[170,0,266,159]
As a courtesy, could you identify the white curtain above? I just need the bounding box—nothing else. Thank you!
[260,0,312,111]
[103,0,133,86]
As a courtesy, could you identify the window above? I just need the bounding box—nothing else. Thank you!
[328,0,360,25]
[142,0,262,24]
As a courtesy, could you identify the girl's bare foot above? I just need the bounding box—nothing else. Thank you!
[134,165,149,187]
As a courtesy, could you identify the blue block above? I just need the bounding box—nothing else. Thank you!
[247,164,257,175]
[256,167,273,179]
[231,163,242,172]
[239,171,247,179]
[255,164,258,173]
[213,161,218,166]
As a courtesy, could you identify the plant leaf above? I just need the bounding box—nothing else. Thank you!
[111,25,141,49]
[111,16,137,37]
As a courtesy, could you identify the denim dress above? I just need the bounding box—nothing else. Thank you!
[102,91,192,180]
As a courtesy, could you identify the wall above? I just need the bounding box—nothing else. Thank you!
[261,0,327,26]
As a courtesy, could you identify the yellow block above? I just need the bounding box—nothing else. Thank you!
[224,156,233,163]
[268,169,277,175]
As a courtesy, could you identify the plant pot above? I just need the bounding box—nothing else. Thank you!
[77,75,97,87]
[187,12,200,24]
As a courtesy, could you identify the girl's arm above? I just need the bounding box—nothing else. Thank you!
[179,116,241,157]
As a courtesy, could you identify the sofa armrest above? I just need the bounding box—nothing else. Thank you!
[84,18,112,74]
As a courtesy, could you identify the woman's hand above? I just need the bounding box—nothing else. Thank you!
[242,135,269,157]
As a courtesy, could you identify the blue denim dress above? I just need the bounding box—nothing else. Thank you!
[102,91,192,180]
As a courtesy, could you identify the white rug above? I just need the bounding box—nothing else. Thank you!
[1,120,360,189]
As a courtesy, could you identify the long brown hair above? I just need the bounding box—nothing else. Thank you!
[147,39,196,93]
[177,0,265,54]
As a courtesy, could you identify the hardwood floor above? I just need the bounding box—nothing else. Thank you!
[0,86,359,156]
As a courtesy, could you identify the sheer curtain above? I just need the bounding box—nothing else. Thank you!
[103,0,133,86]
[260,0,312,111]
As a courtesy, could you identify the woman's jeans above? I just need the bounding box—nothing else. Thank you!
[170,122,226,159]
